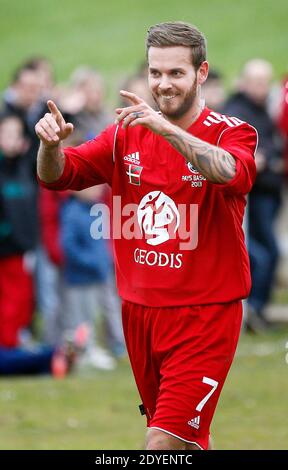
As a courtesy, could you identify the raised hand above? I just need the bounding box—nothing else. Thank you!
[115,90,169,135]
[35,100,74,147]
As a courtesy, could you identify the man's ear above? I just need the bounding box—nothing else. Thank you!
[197,61,209,86]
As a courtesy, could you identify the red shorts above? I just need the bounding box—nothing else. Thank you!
[122,300,242,450]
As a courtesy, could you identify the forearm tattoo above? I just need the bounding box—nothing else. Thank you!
[163,129,236,183]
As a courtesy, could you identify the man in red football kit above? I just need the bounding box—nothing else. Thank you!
[35,22,257,450]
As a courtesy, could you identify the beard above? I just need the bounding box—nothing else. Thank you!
[152,78,198,119]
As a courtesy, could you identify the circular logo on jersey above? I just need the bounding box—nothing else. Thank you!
[187,162,199,174]
[137,191,180,246]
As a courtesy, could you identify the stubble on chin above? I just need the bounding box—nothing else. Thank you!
[153,83,198,119]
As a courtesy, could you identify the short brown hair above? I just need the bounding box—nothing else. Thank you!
[146,21,207,70]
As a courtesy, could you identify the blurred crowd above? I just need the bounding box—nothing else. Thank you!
[0,56,287,376]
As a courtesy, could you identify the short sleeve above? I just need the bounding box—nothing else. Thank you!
[217,123,258,195]
[38,125,117,191]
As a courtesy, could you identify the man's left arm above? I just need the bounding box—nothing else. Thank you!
[161,124,236,183]
[116,90,236,184]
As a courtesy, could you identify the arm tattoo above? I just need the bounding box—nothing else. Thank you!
[162,128,236,183]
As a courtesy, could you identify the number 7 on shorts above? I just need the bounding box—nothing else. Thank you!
[196,377,219,412]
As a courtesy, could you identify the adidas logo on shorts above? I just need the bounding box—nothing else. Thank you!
[188,415,200,429]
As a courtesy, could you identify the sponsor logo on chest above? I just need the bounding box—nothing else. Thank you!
[182,162,206,188]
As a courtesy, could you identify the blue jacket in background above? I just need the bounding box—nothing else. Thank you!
[61,196,112,285]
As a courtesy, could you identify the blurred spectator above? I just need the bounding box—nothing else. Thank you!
[0,327,81,377]
[53,67,112,146]
[120,70,156,109]
[3,65,41,112]
[36,188,68,346]
[201,68,226,112]
[22,56,55,100]
[53,82,85,118]
[60,186,125,370]
[137,60,150,78]
[0,114,38,347]
[68,66,112,141]
[224,59,284,332]
[278,76,288,180]
[1,62,48,152]
[0,344,64,376]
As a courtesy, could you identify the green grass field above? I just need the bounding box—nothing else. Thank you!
[0,0,287,95]
[0,327,287,450]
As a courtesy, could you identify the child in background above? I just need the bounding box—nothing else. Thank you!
[0,113,37,348]
[60,185,124,370]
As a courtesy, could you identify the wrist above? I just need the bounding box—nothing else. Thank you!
[40,141,61,152]
[159,119,175,137]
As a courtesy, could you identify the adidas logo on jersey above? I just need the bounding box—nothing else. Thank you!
[188,415,200,429]
[124,152,140,164]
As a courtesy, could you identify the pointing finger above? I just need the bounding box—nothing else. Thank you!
[47,100,65,122]
[119,90,143,105]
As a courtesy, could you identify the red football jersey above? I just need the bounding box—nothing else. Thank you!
[40,107,257,306]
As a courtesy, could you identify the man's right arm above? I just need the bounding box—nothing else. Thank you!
[35,100,74,183]
[37,142,65,183]
[36,100,116,190]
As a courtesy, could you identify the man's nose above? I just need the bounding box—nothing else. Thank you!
[158,75,172,91]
